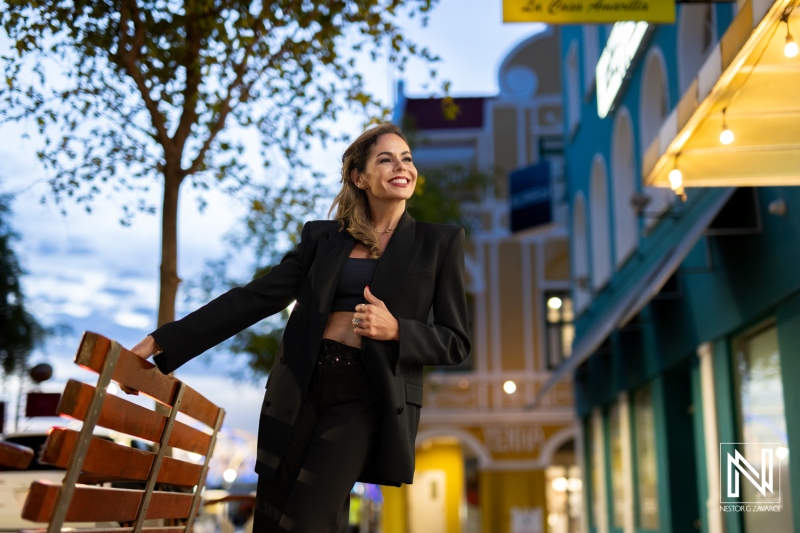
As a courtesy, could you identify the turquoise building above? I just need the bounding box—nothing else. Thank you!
[545,2,800,532]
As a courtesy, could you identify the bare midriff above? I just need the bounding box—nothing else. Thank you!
[320,241,375,349]
[322,312,363,349]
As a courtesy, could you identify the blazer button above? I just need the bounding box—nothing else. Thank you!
[279,356,286,365]
[397,406,404,414]
[265,400,271,408]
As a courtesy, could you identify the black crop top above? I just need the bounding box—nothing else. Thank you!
[330,258,379,312]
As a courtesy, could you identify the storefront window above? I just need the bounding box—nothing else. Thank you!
[588,415,605,529]
[609,403,626,528]
[733,322,794,531]
[545,291,575,369]
[545,464,582,533]
[633,384,659,530]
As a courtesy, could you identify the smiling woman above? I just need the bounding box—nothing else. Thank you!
[129,123,471,533]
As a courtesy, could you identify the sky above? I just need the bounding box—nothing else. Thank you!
[0,0,546,452]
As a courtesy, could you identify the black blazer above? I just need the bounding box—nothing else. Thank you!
[150,213,470,486]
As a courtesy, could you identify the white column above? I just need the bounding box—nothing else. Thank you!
[618,392,635,533]
[517,106,527,167]
[699,342,723,533]
[521,241,534,373]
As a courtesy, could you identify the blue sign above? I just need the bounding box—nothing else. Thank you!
[509,161,552,233]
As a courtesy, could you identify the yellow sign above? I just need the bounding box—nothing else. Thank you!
[503,0,676,24]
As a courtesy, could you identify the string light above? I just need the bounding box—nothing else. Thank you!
[719,108,734,145]
[784,11,799,58]
[668,154,687,202]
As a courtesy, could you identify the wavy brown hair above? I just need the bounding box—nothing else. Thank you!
[329,123,409,258]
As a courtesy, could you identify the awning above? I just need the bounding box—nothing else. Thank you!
[643,0,800,190]
[527,187,735,409]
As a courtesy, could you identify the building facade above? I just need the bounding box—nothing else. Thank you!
[553,2,800,533]
[384,28,582,533]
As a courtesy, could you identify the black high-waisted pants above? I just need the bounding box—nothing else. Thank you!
[252,340,383,532]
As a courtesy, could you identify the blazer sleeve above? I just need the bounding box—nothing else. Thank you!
[395,226,471,368]
[151,221,313,373]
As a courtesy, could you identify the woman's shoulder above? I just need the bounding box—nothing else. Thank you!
[303,219,340,235]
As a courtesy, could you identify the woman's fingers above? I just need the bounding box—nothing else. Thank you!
[130,335,160,360]
[352,301,399,341]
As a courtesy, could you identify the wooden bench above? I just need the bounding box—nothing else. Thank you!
[20,331,225,533]
[0,439,35,470]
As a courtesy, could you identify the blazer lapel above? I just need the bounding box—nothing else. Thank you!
[310,227,354,315]
[305,227,353,368]
[369,213,419,309]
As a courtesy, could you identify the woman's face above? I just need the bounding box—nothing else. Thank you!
[352,133,417,204]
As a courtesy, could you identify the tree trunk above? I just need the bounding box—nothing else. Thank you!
[158,167,182,328]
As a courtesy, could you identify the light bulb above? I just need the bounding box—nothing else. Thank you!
[669,168,683,191]
[551,477,569,492]
[503,380,517,394]
[786,34,799,58]
[719,108,734,145]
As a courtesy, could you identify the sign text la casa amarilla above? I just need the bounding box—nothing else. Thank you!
[503,0,676,24]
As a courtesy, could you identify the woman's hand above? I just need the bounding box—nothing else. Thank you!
[130,335,162,360]
[352,287,400,341]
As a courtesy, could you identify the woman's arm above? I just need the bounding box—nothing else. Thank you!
[147,221,314,373]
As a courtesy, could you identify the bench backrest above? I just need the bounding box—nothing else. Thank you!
[0,439,35,470]
[21,332,225,533]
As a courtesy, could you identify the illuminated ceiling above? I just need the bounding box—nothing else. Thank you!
[644,0,800,190]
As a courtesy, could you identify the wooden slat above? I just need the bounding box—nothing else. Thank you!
[57,380,211,455]
[75,332,221,428]
[0,439,35,469]
[41,428,203,487]
[22,481,193,522]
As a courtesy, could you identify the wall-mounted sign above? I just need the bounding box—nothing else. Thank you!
[596,21,651,118]
[510,161,552,233]
[483,425,545,454]
[503,0,675,24]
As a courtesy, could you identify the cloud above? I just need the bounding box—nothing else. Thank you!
[36,240,59,256]
[112,311,153,330]
[101,286,136,297]
[65,240,95,256]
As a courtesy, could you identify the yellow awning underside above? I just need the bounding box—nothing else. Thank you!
[644,0,800,188]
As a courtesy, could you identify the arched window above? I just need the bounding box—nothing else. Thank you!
[582,26,599,95]
[572,192,590,313]
[611,108,638,266]
[566,41,581,136]
[590,155,612,290]
[639,49,669,151]
[639,49,674,225]
[678,5,716,93]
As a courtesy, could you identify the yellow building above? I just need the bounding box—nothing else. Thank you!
[386,28,582,533]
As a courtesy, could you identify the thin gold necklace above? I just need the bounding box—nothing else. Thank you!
[376,226,396,234]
